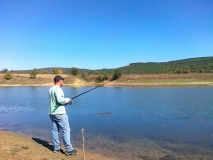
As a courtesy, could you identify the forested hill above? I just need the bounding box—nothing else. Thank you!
[94,57,213,74]
[7,56,213,75]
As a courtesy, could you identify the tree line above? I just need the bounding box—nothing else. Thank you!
[2,56,213,80]
[1,67,122,82]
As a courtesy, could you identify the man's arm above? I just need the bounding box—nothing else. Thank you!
[54,88,71,105]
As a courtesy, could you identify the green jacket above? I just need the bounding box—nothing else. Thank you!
[48,86,70,115]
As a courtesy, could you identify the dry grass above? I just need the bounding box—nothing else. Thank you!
[107,73,213,86]
[117,73,213,80]
[0,74,82,86]
[1,73,213,86]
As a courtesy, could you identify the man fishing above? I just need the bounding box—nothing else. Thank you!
[48,75,77,155]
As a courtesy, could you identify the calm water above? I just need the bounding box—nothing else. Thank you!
[1,86,213,159]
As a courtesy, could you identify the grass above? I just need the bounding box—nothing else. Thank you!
[0,73,213,86]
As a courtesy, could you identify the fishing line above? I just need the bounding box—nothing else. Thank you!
[52,80,113,113]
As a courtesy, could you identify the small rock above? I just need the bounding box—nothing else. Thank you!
[22,146,29,150]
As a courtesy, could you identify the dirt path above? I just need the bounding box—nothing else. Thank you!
[0,130,117,160]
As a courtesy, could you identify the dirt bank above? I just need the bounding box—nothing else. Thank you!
[0,130,116,160]
[1,73,213,87]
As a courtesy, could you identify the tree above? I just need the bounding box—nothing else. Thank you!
[112,69,122,80]
[53,69,63,74]
[71,67,79,76]
[103,74,108,81]
[94,71,99,75]
[80,72,89,80]
[139,70,143,74]
[42,70,47,74]
[183,69,190,74]
[2,68,8,73]
[30,69,38,79]
[175,69,182,74]
[4,72,13,80]
[96,75,103,82]
[198,69,204,73]
[96,74,108,82]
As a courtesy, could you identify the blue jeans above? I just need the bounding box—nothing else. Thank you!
[49,114,73,152]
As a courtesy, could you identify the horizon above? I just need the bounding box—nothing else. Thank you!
[1,0,213,70]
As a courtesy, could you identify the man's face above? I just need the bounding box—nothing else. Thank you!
[59,79,64,86]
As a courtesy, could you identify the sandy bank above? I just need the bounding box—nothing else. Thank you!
[0,130,116,160]
[1,73,213,87]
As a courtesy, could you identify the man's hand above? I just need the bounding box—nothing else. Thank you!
[68,98,72,105]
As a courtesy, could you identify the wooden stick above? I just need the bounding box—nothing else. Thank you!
[81,128,85,160]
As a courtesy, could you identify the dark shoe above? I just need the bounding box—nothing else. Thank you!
[53,149,62,153]
[65,149,78,155]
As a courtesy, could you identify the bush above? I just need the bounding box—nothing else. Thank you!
[96,74,108,82]
[198,69,204,73]
[183,69,190,74]
[80,72,89,80]
[94,71,99,75]
[112,69,122,80]
[96,76,102,82]
[30,69,38,79]
[103,74,108,80]
[42,70,47,74]
[2,68,8,73]
[71,67,79,76]
[4,72,13,80]
[53,69,63,74]
[175,69,182,74]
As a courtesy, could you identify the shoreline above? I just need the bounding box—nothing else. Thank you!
[0,81,213,87]
[0,130,117,160]
[1,73,213,87]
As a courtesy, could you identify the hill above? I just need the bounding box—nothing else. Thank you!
[93,56,213,74]
[5,56,213,75]
[10,67,90,74]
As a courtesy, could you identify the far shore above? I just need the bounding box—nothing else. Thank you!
[1,73,213,87]
[1,82,213,87]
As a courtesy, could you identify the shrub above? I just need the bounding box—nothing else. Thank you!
[175,69,182,74]
[103,74,108,80]
[30,69,38,79]
[71,67,79,76]
[96,76,103,82]
[112,69,122,80]
[80,72,89,80]
[198,69,204,73]
[58,70,63,74]
[42,70,47,74]
[53,69,63,74]
[96,74,108,82]
[4,72,13,80]
[183,69,190,74]
[2,68,8,73]
[94,71,99,75]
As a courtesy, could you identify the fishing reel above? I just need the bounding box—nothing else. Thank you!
[68,99,72,105]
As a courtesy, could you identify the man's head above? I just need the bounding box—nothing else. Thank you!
[54,75,64,86]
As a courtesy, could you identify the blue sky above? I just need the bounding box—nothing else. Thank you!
[1,0,213,70]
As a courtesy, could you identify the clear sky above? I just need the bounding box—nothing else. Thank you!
[1,0,213,70]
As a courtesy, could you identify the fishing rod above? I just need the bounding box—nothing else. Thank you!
[52,79,114,113]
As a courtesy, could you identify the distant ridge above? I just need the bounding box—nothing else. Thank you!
[94,56,213,74]
[9,56,213,74]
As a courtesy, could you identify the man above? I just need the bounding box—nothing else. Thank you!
[48,75,77,155]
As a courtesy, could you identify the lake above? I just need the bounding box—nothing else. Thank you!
[0,86,213,159]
